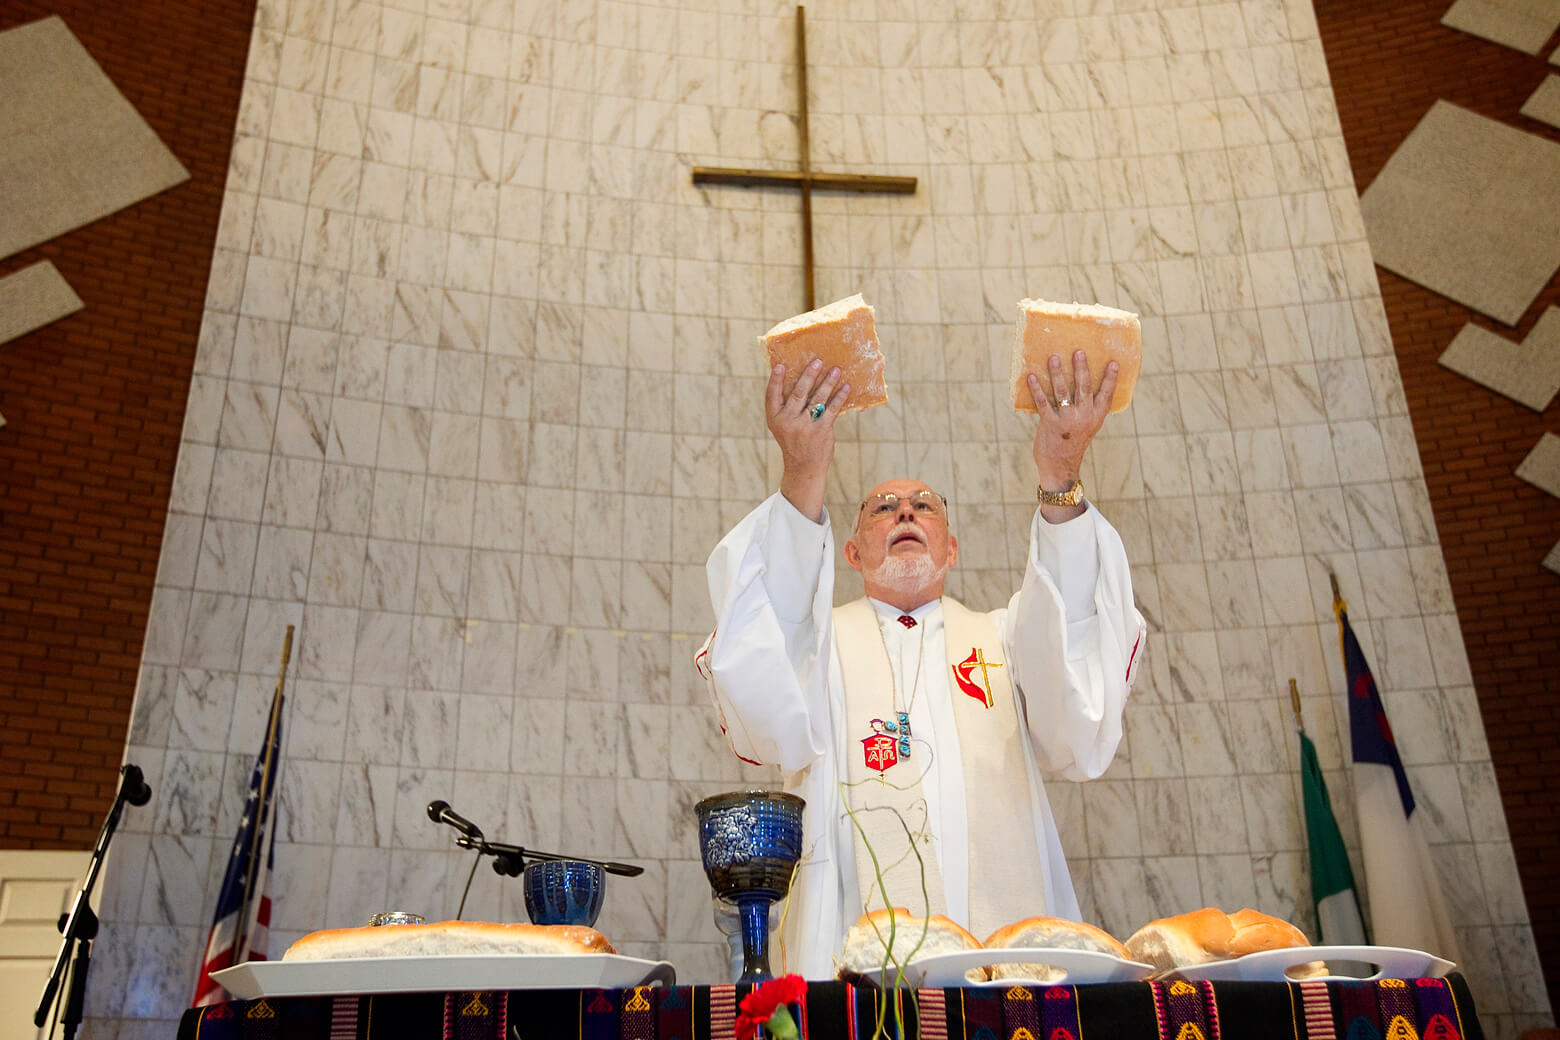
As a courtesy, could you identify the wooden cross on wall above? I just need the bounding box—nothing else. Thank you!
[692,5,917,312]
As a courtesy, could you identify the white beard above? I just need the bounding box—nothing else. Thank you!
[864,549,947,598]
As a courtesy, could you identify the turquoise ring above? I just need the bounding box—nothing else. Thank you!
[809,402,826,420]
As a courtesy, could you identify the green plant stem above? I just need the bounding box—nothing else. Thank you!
[840,780,935,1040]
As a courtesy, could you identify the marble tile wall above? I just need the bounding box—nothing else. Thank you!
[86,0,1550,1036]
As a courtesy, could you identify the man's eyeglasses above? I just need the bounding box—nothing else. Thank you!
[858,490,948,520]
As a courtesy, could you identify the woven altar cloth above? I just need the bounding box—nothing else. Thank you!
[178,975,1483,1040]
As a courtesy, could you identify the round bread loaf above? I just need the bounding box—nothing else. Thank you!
[835,907,982,980]
[1010,299,1141,414]
[281,920,617,961]
[983,916,1131,983]
[760,293,887,413]
[1124,907,1310,971]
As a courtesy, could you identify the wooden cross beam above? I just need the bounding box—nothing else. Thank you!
[692,5,917,312]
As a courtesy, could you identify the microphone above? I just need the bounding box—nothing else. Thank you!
[426,800,483,839]
[120,765,152,807]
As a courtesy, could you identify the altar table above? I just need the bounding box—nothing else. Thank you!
[179,975,1482,1040]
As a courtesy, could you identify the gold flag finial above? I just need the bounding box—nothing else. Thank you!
[1329,571,1343,614]
[277,624,295,680]
[1289,677,1304,731]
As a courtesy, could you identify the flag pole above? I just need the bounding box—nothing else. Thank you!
[232,625,292,962]
[1288,677,1304,732]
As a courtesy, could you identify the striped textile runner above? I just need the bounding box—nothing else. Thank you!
[1299,980,1338,1040]
[917,988,948,1040]
[709,984,736,1039]
[328,995,358,1040]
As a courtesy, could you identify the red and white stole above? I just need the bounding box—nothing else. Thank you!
[835,596,1049,939]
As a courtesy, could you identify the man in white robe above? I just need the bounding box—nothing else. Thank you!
[697,352,1146,980]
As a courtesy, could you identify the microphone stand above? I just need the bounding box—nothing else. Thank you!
[35,765,151,1040]
[453,836,645,878]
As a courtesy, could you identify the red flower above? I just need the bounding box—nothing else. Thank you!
[735,975,807,1039]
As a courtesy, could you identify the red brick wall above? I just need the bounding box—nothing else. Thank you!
[0,1,255,845]
[1312,0,1560,1010]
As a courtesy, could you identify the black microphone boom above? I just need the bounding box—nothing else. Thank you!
[426,800,483,839]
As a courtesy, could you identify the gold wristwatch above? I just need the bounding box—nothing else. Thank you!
[1036,478,1084,507]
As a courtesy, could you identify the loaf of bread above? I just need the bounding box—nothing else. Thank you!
[836,907,982,979]
[1010,298,1141,414]
[760,294,887,413]
[983,916,1131,983]
[281,920,617,961]
[1124,908,1311,971]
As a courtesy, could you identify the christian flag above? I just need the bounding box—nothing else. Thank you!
[191,684,284,1006]
[1298,725,1367,945]
[1336,599,1462,962]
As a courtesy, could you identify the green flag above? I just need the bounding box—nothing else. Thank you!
[1299,728,1368,946]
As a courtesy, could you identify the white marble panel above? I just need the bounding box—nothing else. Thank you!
[1186,775,1250,853]
[334,762,399,847]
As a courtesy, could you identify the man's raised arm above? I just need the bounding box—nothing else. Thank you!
[695,360,852,773]
[1007,350,1146,779]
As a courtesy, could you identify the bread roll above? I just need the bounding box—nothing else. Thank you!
[760,294,887,413]
[835,907,982,979]
[281,920,617,961]
[1226,908,1311,955]
[1010,299,1141,414]
[1124,907,1311,971]
[983,916,1130,983]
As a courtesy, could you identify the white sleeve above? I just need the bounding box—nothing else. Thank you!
[695,493,837,774]
[999,502,1147,781]
[1033,506,1101,630]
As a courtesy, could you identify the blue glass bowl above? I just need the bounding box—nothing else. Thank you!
[523,860,605,927]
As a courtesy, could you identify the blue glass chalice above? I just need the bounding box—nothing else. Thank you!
[522,860,605,927]
[695,790,805,984]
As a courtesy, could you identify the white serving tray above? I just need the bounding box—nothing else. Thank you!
[212,954,677,998]
[856,948,1154,988]
[911,948,1155,988]
[1171,945,1455,983]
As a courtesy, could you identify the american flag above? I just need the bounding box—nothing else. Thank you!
[191,681,285,1007]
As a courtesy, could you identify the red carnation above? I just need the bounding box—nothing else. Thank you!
[734,974,807,1039]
